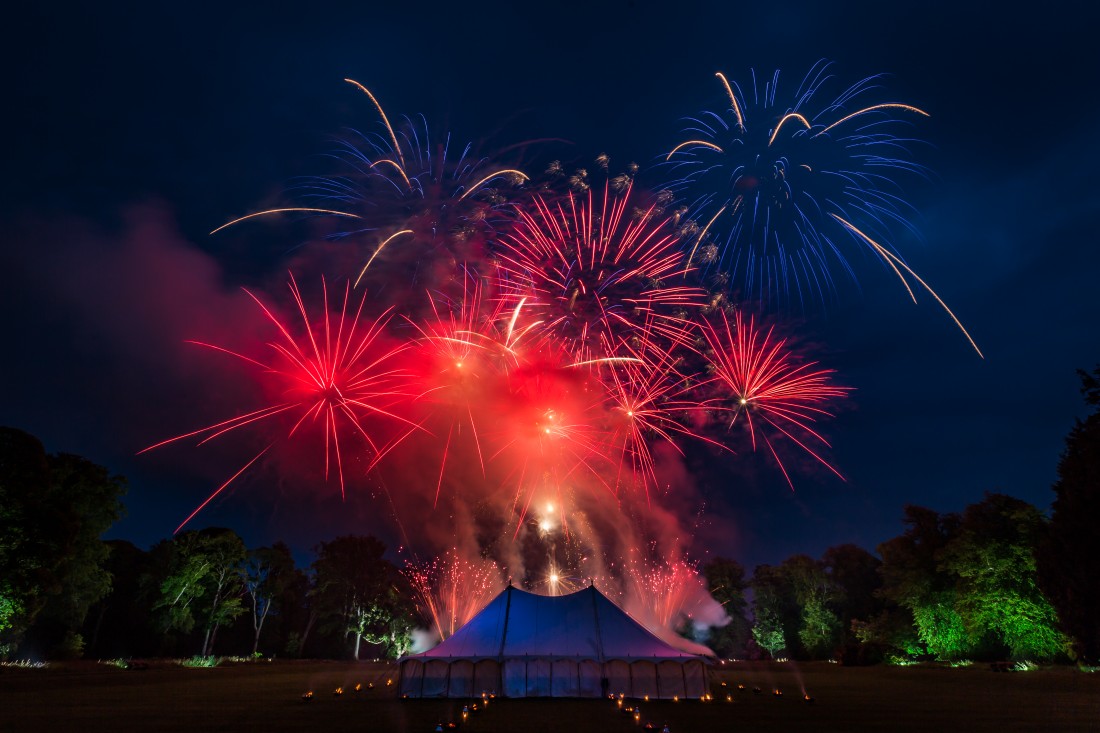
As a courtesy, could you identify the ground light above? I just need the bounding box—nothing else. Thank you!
[300,691,313,703]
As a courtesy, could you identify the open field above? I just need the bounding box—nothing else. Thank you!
[1,660,1098,732]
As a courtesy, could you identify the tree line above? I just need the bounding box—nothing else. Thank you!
[1,365,1097,663]
[0,429,416,661]
[699,366,1100,664]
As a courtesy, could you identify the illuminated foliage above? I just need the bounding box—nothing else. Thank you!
[878,505,973,660]
[943,494,1071,660]
[152,528,247,657]
[311,535,414,660]
[750,564,797,658]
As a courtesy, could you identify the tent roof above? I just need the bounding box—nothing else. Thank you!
[408,585,704,662]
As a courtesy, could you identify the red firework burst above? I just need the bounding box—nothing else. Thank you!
[696,310,851,487]
[495,181,705,366]
[602,351,725,501]
[141,274,414,531]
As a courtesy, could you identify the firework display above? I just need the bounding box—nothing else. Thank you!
[663,62,930,303]
[142,69,977,646]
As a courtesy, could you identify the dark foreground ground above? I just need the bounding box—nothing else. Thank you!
[1,659,1098,732]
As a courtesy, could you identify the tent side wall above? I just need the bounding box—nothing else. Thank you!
[551,659,580,697]
[656,660,686,699]
[629,661,658,699]
[474,659,501,696]
[448,660,475,698]
[398,659,424,698]
[683,659,707,698]
[503,659,527,698]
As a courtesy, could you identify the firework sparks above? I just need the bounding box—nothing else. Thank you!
[140,274,415,530]
[496,180,706,366]
[627,554,708,631]
[664,61,931,308]
[695,309,850,487]
[406,549,504,640]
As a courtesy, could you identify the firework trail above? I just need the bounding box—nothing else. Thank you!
[694,309,851,487]
[406,549,505,640]
[664,61,931,309]
[495,180,706,367]
[139,274,415,531]
[213,80,529,304]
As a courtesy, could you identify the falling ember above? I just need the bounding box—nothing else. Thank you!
[139,274,415,531]
[405,549,504,641]
[627,554,708,630]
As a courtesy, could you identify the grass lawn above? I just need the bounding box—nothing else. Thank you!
[1,659,1097,732]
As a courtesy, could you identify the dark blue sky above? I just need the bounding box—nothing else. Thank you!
[3,1,1098,570]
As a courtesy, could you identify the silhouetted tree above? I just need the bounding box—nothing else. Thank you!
[84,540,157,657]
[822,544,883,656]
[242,542,298,656]
[701,557,751,657]
[33,453,126,657]
[1039,365,1100,662]
[0,429,125,658]
[0,428,52,657]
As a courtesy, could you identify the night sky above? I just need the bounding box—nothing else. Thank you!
[3,1,1098,572]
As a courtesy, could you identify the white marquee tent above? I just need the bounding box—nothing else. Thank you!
[398,585,711,698]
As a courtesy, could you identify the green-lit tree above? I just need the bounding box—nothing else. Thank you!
[781,555,842,659]
[943,493,1070,660]
[750,564,799,658]
[878,506,973,660]
[311,535,411,660]
[1039,365,1100,662]
[701,557,751,657]
[152,528,247,656]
